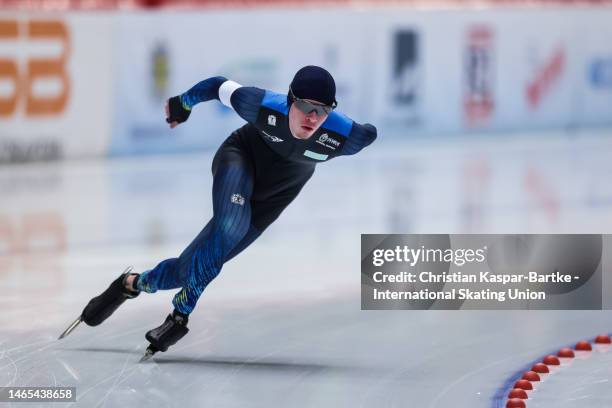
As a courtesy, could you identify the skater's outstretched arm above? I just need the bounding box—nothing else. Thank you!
[165,76,265,128]
[317,109,378,156]
[165,75,379,157]
[338,121,377,156]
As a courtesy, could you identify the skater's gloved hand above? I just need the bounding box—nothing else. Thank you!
[165,95,191,129]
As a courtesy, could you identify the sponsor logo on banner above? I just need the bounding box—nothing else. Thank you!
[526,47,565,110]
[0,19,70,163]
[589,57,612,89]
[128,41,173,143]
[387,29,421,125]
[0,139,61,163]
[125,41,169,144]
[0,19,70,118]
[464,25,495,127]
[151,42,169,102]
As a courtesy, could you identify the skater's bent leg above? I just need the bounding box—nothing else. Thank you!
[139,220,258,302]
[139,203,269,296]
[172,163,254,315]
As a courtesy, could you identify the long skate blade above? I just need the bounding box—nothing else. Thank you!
[139,346,157,362]
[58,316,83,340]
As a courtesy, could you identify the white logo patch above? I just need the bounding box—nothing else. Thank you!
[261,130,284,143]
[231,194,245,206]
[315,133,341,150]
[267,115,277,126]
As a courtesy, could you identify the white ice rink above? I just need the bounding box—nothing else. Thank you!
[1,129,612,407]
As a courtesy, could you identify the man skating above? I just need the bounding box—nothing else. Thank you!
[59,66,377,360]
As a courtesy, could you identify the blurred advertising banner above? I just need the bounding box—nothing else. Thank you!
[0,14,114,163]
[109,10,368,155]
[368,8,612,136]
[2,7,611,161]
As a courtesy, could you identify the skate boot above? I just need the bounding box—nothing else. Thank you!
[58,267,140,339]
[140,310,189,361]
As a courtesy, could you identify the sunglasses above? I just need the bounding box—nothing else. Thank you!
[289,88,336,116]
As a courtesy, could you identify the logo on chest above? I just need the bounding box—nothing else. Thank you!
[315,133,341,150]
[261,130,284,143]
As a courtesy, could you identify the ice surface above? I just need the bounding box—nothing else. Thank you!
[1,129,612,407]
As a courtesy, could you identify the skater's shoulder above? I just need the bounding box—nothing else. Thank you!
[320,110,353,137]
[260,89,289,115]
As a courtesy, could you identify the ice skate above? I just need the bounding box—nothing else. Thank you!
[140,310,189,361]
[58,267,140,339]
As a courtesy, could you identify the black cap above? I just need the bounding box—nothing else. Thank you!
[289,65,337,107]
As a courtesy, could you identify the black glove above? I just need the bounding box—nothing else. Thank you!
[166,95,191,124]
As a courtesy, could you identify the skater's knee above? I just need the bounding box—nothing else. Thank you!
[215,215,250,246]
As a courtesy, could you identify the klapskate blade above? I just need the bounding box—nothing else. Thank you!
[139,346,157,362]
[58,316,83,340]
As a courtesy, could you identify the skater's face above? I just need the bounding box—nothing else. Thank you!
[288,98,329,140]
